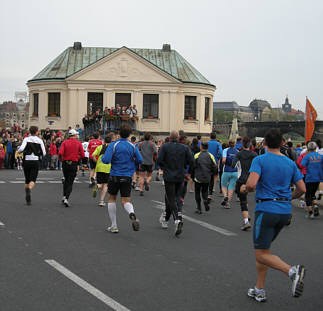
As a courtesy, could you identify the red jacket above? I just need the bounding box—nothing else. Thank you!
[59,138,85,162]
[296,152,307,175]
[49,143,57,156]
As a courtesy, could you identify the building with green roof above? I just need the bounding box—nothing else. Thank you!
[28,42,215,134]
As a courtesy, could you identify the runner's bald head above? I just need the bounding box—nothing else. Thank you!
[170,130,179,141]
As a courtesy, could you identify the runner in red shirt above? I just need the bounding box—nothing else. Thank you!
[59,129,85,207]
[88,132,103,187]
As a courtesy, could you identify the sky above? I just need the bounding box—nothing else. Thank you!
[1,0,322,118]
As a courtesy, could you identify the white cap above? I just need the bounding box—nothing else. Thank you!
[69,129,78,136]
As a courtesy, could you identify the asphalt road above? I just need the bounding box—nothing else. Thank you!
[1,169,323,311]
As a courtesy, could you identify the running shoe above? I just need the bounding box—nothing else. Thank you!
[305,212,314,219]
[195,209,202,214]
[140,191,144,197]
[131,181,136,189]
[159,213,168,229]
[299,200,306,209]
[135,186,141,191]
[247,287,267,302]
[224,202,231,209]
[221,196,228,206]
[63,198,70,207]
[129,213,140,231]
[174,219,183,237]
[241,221,251,231]
[313,205,320,217]
[92,184,98,198]
[61,177,65,184]
[291,265,305,297]
[107,226,119,233]
[144,180,149,191]
[98,201,105,207]
[61,196,66,203]
[25,188,31,205]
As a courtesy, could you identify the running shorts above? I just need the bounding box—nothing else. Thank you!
[82,157,88,166]
[23,160,40,184]
[139,164,153,173]
[89,159,96,169]
[221,172,238,190]
[108,176,132,197]
[253,211,292,249]
[96,172,110,184]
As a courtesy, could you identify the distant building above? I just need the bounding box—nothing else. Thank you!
[27,42,215,135]
[213,97,304,122]
[0,100,29,130]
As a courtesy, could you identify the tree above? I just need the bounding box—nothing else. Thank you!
[213,110,240,123]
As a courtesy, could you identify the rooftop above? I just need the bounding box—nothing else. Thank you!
[29,44,214,86]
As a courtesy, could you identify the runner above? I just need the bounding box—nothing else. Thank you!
[221,140,239,208]
[91,136,112,207]
[138,132,157,196]
[232,137,257,230]
[58,129,85,207]
[192,142,217,214]
[157,130,194,236]
[18,126,46,205]
[242,129,306,302]
[300,141,323,219]
[81,137,89,176]
[207,132,222,199]
[88,132,102,187]
[101,123,142,233]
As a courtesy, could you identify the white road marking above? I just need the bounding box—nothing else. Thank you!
[152,200,237,236]
[10,181,25,183]
[16,177,55,180]
[45,260,131,311]
[0,181,6,183]
[48,181,62,184]
[0,221,5,226]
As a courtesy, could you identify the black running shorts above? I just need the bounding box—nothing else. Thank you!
[253,211,291,249]
[305,182,320,206]
[108,176,132,197]
[89,159,96,169]
[139,164,153,173]
[96,172,109,184]
[23,160,40,184]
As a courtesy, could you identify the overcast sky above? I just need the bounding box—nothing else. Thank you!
[1,0,322,118]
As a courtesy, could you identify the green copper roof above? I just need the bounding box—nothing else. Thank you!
[29,46,214,86]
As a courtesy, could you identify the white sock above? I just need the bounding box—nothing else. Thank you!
[288,266,297,279]
[124,202,134,215]
[244,218,249,224]
[108,202,117,227]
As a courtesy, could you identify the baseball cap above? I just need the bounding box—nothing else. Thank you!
[69,129,78,136]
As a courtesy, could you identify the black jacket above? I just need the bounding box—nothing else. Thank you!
[193,151,217,183]
[157,141,194,183]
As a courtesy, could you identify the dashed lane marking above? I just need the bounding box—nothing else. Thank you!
[45,260,131,311]
[0,221,5,226]
[152,200,237,237]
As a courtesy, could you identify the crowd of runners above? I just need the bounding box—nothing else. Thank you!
[15,124,323,302]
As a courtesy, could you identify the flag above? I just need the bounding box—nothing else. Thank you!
[305,97,317,142]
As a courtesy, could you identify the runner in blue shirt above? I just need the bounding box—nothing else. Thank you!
[101,123,142,233]
[301,141,323,219]
[242,129,306,302]
[207,132,222,199]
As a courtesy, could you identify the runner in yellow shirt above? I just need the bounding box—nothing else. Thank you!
[91,136,111,206]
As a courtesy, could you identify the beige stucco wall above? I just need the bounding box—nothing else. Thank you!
[27,49,215,134]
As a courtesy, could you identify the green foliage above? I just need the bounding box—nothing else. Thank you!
[213,110,240,123]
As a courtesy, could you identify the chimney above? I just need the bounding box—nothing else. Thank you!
[73,42,82,50]
[162,44,171,52]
